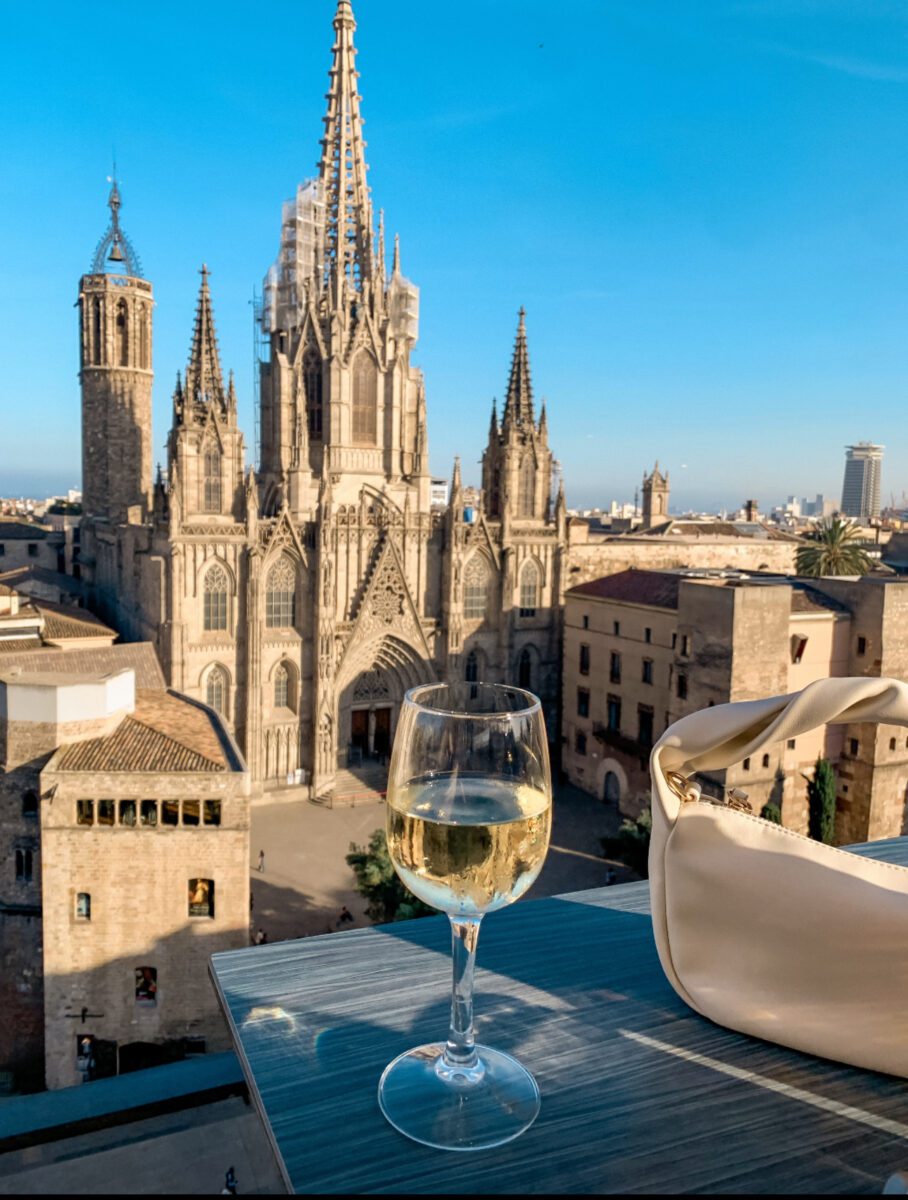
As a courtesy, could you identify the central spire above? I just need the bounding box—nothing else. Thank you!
[319,0,374,293]
[184,265,226,414]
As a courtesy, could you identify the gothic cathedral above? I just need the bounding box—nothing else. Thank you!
[78,0,566,798]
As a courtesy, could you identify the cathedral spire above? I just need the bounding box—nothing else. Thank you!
[502,307,534,429]
[319,0,374,293]
[185,264,226,414]
[489,397,499,438]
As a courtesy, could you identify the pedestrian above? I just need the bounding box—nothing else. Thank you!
[338,905,354,925]
[223,1165,238,1195]
[605,867,617,887]
[255,928,266,945]
[257,849,265,873]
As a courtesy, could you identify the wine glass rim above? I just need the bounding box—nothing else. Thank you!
[404,681,542,719]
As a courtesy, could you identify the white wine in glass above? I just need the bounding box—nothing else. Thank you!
[378,683,552,1152]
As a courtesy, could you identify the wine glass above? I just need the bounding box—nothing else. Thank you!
[378,682,552,1152]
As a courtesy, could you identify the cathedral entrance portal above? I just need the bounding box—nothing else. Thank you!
[332,635,436,782]
[350,704,392,761]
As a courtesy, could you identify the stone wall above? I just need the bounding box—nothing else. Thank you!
[40,765,250,1090]
[0,765,44,1091]
[565,534,798,592]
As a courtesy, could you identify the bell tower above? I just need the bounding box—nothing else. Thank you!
[641,462,670,529]
[78,178,153,525]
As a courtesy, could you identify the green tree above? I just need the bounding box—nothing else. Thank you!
[806,757,837,844]
[601,809,652,879]
[796,517,874,578]
[760,802,782,824]
[346,830,435,924]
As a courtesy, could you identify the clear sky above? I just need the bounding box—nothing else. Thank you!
[1,0,906,512]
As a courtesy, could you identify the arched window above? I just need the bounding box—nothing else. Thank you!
[274,663,290,709]
[203,449,221,513]
[463,555,490,620]
[604,771,621,805]
[115,299,129,367]
[518,647,532,690]
[465,650,478,682]
[206,666,228,715]
[518,456,535,517]
[352,353,378,446]
[92,298,102,365]
[22,791,38,819]
[203,564,229,632]
[304,346,323,438]
[519,560,541,617]
[266,558,296,628]
[137,304,149,370]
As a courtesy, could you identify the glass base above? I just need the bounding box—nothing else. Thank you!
[378,1043,540,1151]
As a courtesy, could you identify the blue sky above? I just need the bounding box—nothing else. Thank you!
[1,0,906,511]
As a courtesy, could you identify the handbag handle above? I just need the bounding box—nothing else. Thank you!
[652,676,908,820]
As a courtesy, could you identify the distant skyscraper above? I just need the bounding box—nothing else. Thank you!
[841,443,884,521]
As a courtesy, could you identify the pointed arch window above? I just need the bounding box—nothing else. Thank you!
[518,456,535,518]
[206,665,228,715]
[266,558,296,628]
[352,353,378,446]
[304,346,323,438]
[463,555,490,620]
[272,662,297,705]
[518,647,532,690]
[203,563,229,632]
[91,298,102,365]
[137,303,149,370]
[115,299,129,367]
[203,448,221,513]
[519,559,541,617]
[465,650,479,683]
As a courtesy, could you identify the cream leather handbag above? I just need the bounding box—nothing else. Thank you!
[650,675,908,1077]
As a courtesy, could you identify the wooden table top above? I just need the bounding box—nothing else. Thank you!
[210,836,908,1195]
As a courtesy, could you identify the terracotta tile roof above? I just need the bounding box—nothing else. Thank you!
[55,690,228,774]
[0,636,43,654]
[789,585,850,614]
[567,569,681,609]
[33,599,116,641]
[0,642,165,688]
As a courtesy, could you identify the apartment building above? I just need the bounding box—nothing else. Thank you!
[562,568,908,842]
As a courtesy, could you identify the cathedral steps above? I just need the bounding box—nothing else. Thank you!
[321,765,388,809]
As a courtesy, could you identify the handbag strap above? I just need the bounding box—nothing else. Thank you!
[651,676,908,822]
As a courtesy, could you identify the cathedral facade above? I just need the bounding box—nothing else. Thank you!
[78,0,566,797]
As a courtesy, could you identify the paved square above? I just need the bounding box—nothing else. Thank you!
[249,781,634,942]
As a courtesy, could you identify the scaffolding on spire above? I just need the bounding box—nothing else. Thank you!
[319,0,374,291]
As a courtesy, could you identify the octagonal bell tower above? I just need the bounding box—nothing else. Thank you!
[78,179,153,525]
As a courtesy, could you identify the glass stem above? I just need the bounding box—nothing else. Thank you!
[444,915,482,1069]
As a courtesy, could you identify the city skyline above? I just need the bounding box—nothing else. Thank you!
[1,0,906,509]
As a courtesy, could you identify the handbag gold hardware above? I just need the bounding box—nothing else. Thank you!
[665,770,752,813]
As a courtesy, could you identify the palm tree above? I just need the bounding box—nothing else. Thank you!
[796,517,874,577]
